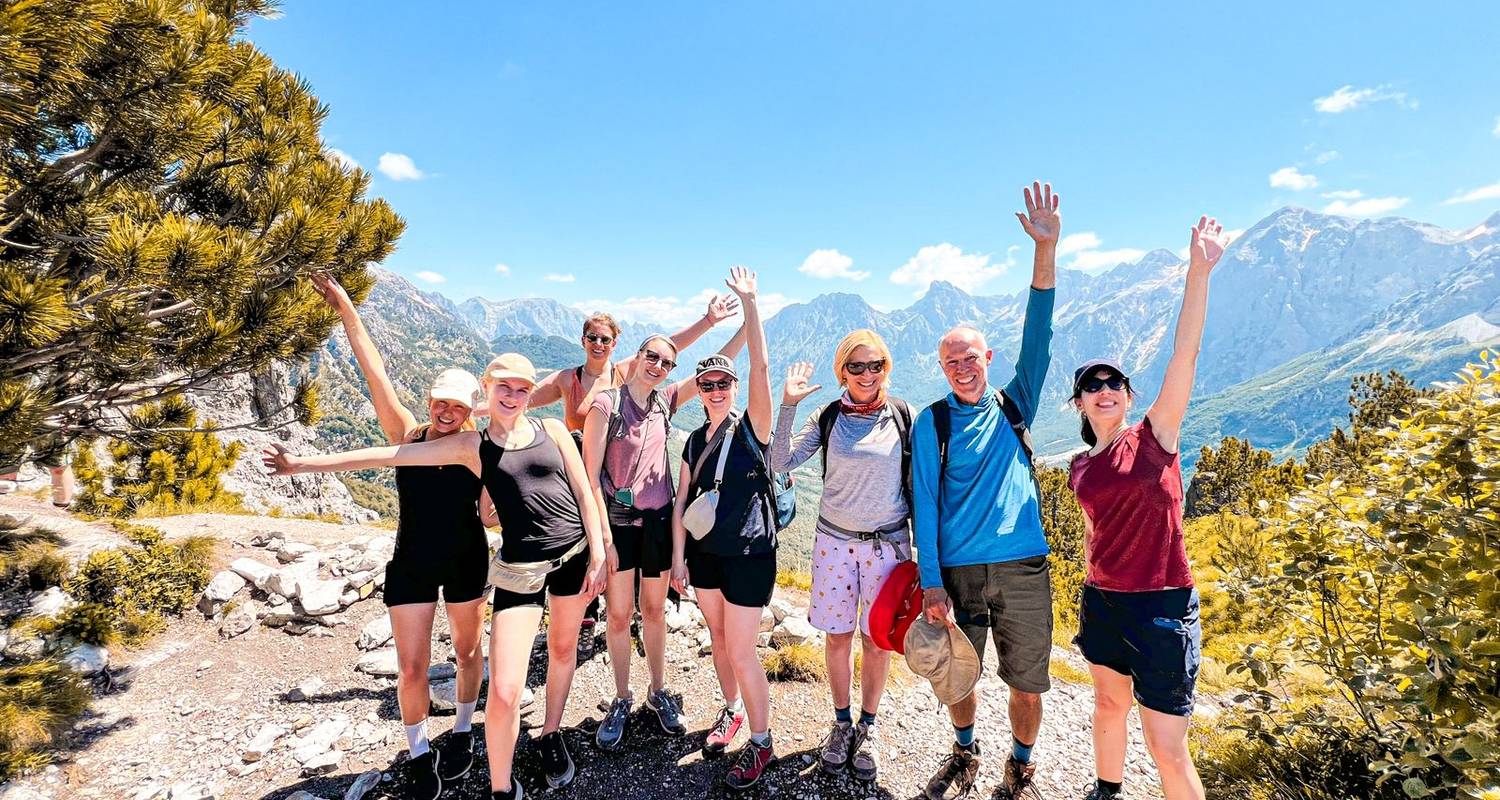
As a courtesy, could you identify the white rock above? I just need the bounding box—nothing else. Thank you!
[298,580,343,616]
[266,569,303,600]
[771,615,818,647]
[227,558,275,590]
[343,769,381,800]
[768,595,796,623]
[289,677,324,702]
[427,662,456,680]
[285,792,327,800]
[343,571,373,591]
[276,542,317,563]
[301,749,342,776]
[338,590,357,607]
[664,606,697,632]
[759,605,775,633]
[429,678,456,712]
[0,783,51,799]
[358,615,392,651]
[292,715,349,763]
[167,782,214,800]
[28,586,74,618]
[219,605,256,639]
[241,723,286,762]
[4,633,45,660]
[355,649,399,677]
[63,644,109,674]
[203,570,246,602]
[0,629,7,654]
[130,785,168,800]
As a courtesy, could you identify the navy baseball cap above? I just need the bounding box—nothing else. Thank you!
[1072,358,1128,395]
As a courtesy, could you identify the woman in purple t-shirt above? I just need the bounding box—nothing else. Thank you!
[1067,216,1228,800]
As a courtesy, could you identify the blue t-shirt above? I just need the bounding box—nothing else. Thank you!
[912,287,1054,589]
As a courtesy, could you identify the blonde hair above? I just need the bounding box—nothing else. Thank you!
[582,312,621,339]
[832,329,893,390]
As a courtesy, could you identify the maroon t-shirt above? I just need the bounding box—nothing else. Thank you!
[1068,416,1194,592]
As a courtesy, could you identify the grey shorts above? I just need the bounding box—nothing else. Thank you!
[940,556,1054,694]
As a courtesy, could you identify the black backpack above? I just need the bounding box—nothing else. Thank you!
[815,398,915,513]
[927,389,1035,497]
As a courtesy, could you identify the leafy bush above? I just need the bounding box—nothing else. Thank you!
[1196,716,1405,800]
[62,525,213,646]
[774,569,812,591]
[72,398,243,518]
[0,522,67,593]
[1037,466,1086,632]
[762,643,827,682]
[0,659,92,781]
[1185,436,1303,518]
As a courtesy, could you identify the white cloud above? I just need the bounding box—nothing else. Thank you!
[377,152,425,181]
[888,243,1012,294]
[1313,84,1414,113]
[1269,166,1319,191]
[1321,189,1364,200]
[1443,181,1500,205]
[1057,232,1102,257]
[1070,248,1148,272]
[798,248,869,281]
[572,289,797,328]
[1322,196,1410,217]
[1492,116,1500,137]
[1314,150,1340,164]
[544,273,575,283]
[326,148,359,170]
[414,270,445,284]
[494,263,511,276]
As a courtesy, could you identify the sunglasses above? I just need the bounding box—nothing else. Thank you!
[844,359,887,376]
[584,333,614,346]
[640,349,677,371]
[1080,375,1127,394]
[697,378,735,393]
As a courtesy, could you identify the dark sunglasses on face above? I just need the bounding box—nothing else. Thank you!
[697,378,734,393]
[641,349,677,371]
[844,359,887,376]
[584,333,614,346]
[1080,375,1127,394]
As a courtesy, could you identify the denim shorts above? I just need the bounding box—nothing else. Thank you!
[1075,585,1202,716]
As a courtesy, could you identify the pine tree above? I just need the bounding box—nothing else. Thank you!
[1185,436,1302,518]
[72,397,242,517]
[0,0,403,468]
[1303,370,1437,482]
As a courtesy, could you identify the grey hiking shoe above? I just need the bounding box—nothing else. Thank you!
[1083,785,1123,800]
[925,741,981,800]
[996,754,1044,799]
[646,687,687,735]
[850,719,879,781]
[819,720,854,773]
[595,695,632,750]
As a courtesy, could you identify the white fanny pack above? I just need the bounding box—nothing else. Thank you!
[683,419,736,540]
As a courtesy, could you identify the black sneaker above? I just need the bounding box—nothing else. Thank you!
[407,749,442,800]
[1083,785,1123,800]
[596,696,632,750]
[646,687,687,735]
[536,730,575,789]
[925,742,980,800]
[437,730,474,781]
[491,780,525,800]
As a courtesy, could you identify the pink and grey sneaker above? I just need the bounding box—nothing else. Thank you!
[703,705,745,756]
[725,735,774,790]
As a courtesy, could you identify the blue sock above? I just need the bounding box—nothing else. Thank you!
[954,724,975,747]
[859,708,877,726]
[1013,737,1034,764]
[834,706,852,724]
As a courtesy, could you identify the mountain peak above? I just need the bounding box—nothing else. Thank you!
[922,280,971,299]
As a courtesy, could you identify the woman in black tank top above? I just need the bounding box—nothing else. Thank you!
[311,275,491,792]
[263,350,607,800]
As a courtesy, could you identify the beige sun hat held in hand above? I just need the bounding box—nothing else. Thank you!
[903,615,981,706]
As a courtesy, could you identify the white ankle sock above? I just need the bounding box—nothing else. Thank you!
[727,697,744,714]
[750,730,771,747]
[454,700,477,733]
[405,720,429,757]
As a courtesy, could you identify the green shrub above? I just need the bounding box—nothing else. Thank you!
[1037,466,1086,633]
[339,475,397,519]
[72,398,243,518]
[61,528,213,646]
[50,603,117,647]
[762,643,826,682]
[0,523,67,592]
[0,659,92,781]
[1196,717,1405,800]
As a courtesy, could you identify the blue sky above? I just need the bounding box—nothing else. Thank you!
[249,2,1500,325]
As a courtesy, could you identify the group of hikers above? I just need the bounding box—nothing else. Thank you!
[261,181,1228,800]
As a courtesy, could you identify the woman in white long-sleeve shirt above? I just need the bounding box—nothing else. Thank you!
[769,329,914,782]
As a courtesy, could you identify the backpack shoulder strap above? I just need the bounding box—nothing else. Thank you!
[996,389,1034,465]
[816,401,841,476]
[889,398,914,511]
[927,398,951,480]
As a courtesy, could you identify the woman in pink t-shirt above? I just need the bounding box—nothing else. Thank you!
[1067,216,1229,800]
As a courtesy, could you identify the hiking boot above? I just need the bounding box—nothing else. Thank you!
[437,730,474,781]
[406,749,442,800]
[850,719,880,781]
[925,742,981,800]
[1083,785,1123,800]
[537,730,575,788]
[703,705,745,756]
[595,696,632,750]
[646,687,687,735]
[725,735,775,790]
[996,755,1043,799]
[578,617,596,659]
[819,720,854,774]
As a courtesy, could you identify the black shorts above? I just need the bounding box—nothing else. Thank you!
[941,556,1054,694]
[687,549,776,608]
[1075,585,1201,716]
[491,548,591,613]
[383,550,489,607]
[612,509,673,577]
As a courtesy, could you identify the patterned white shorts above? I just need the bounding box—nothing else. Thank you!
[809,530,911,636]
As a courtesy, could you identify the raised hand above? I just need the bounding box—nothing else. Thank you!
[309,273,353,312]
[260,443,300,476]
[705,293,741,324]
[1015,180,1061,245]
[724,265,758,301]
[781,362,821,406]
[1188,215,1228,274]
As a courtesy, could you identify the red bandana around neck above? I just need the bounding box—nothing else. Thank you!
[840,391,886,416]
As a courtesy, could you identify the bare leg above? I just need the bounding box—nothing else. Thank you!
[722,601,772,733]
[604,569,636,698]
[388,603,438,728]
[1009,689,1043,747]
[694,589,739,705]
[825,630,854,711]
[485,605,544,793]
[542,589,591,734]
[857,633,892,714]
[445,597,488,707]
[639,575,670,693]
[1141,706,1205,800]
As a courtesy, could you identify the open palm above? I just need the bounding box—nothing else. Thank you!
[725,265,758,300]
[1016,181,1061,244]
[1189,216,1228,273]
[782,362,821,405]
[705,293,741,324]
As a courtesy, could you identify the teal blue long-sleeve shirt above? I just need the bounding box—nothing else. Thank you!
[912,287,1055,589]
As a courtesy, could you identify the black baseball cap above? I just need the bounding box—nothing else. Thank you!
[694,353,739,381]
[1072,358,1128,395]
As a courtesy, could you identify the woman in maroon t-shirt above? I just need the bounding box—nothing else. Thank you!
[1067,216,1229,800]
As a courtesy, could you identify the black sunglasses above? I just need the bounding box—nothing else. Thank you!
[844,359,887,376]
[641,349,677,371]
[584,333,614,346]
[697,378,735,393]
[1080,375,1127,394]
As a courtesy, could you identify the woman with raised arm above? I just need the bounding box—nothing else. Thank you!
[585,326,747,751]
[670,266,778,790]
[769,332,913,782]
[1067,217,1228,800]
[262,352,608,800]
[310,274,491,797]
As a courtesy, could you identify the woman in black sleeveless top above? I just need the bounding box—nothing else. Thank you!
[311,275,491,795]
[669,267,781,790]
[264,351,607,800]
